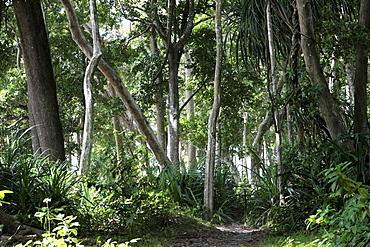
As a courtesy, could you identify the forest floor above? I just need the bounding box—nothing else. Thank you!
[167,224,264,247]
[0,216,266,247]
[131,216,266,247]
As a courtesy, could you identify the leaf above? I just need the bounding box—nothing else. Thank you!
[0,190,13,200]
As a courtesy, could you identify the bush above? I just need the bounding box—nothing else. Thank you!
[306,162,370,246]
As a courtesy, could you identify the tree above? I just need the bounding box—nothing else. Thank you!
[353,0,370,135]
[151,0,195,164]
[266,0,284,204]
[150,27,167,151]
[13,0,65,161]
[184,51,197,167]
[60,0,170,167]
[296,0,348,142]
[203,0,222,221]
[78,0,102,175]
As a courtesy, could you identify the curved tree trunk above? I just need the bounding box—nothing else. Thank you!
[60,0,170,168]
[78,0,102,175]
[296,0,348,142]
[14,0,65,161]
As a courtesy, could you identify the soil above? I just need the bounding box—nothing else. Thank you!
[0,216,265,247]
[168,224,263,247]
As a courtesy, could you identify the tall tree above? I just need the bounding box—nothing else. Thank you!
[152,0,195,164]
[13,0,65,161]
[266,0,284,204]
[79,0,102,175]
[60,0,171,167]
[296,0,348,142]
[203,0,222,221]
[354,0,370,135]
[150,27,167,151]
[184,51,197,167]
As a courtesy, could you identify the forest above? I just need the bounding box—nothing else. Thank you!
[0,0,370,246]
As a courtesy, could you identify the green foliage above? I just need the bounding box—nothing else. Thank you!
[0,190,12,206]
[306,162,370,246]
[15,199,136,247]
[0,127,77,222]
[243,142,329,232]
[243,162,281,227]
[316,4,366,60]
[212,163,244,223]
[260,230,330,247]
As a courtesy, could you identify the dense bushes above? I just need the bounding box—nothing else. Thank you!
[5,125,370,246]
[0,127,245,239]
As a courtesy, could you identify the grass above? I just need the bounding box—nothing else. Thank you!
[259,231,330,247]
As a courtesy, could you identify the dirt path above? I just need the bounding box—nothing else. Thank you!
[170,225,263,247]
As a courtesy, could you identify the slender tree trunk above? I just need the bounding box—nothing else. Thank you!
[167,47,181,165]
[78,0,102,175]
[296,0,348,142]
[151,0,195,167]
[203,0,222,221]
[287,4,299,146]
[112,114,123,163]
[242,112,249,179]
[251,111,273,184]
[185,51,196,167]
[150,28,167,151]
[266,1,284,204]
[354,0,370,135]
[14,0,65,161]
[61,0,170,167]
[345,62,355,106]
[106,83,124,164]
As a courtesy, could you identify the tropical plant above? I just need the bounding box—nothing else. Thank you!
[0,190,13,206]
[0,127,78,222]
[306,162,370,246]
[15,198,137,247]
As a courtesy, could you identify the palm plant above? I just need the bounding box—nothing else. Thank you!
[0,126,78,222]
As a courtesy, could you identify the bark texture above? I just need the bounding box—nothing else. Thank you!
[296,0,348,141]
[14,0,65,161]
[151,0,195,165]
[185,51,196,167]
[354,0,370,135]
[79,0,102,175]
[0,209,44,236]
[203,0,222,221]
[150,28,167,152]
[266,1,284,204]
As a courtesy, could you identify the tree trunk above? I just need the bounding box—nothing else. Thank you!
[14,0,65,161]
[185,51,196,167]
[78,0,102,175]
[60,0,170,167]
[167,46,181,165]
[151,0,195,167]
[203,0,222,221]
[150,28,167,152]
[266,1,284,204]
[354,0,370,135]
[251,111,273,184]
[0,209,44,236]
[296,0,348,142]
